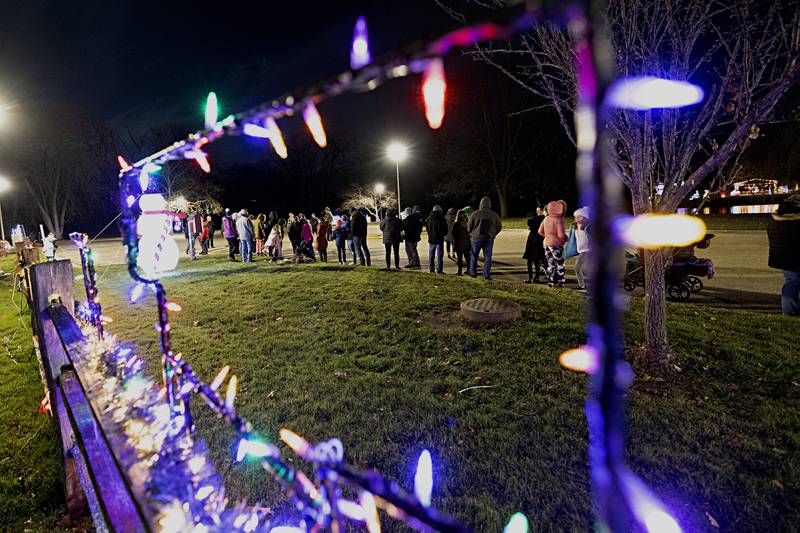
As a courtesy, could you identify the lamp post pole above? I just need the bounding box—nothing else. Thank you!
[0,198,5,242]
[395,161,401,213]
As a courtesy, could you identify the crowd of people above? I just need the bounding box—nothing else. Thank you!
[182,196,509,280]
[179,196,600,290]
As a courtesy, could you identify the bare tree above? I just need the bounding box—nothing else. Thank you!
[340,185,397,220]
[2,114,104,239]
[454,0,800,365]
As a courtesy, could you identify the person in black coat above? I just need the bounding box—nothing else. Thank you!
[768,191,800,316]
[350,208,371,266]
[380,208,404,270]
[452,209,472,275]
[287,214,302,254]
[522,206,547,283]
[402,206,423,268]
[426,205,448,274]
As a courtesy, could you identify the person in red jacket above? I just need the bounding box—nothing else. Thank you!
[538,200,568,288]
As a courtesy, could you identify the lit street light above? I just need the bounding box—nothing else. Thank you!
[374,183,386,195]
[386,142,408,212]
[0,176,11,242]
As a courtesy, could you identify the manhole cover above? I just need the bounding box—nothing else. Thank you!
[460,298,521,324]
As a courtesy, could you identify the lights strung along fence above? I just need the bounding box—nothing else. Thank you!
[41,0,709,531]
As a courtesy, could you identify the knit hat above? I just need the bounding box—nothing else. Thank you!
[574,207,591,220]
[433,205,443,213]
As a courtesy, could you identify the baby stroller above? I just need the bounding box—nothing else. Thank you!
[623,234,715,301]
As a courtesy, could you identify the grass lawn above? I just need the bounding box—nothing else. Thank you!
[0,256,66,531]
[91,254,799,531]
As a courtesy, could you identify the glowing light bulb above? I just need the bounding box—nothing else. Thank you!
[350,17,371,69]
[360,491,381,533]
[414,449,433,507]
[195,485,214,500]
[225,374,238,413]
[644,510,682,533]
[210,365,230,390]
[235,438,278,462]
[265,117,288,159]
[608,77,704,110]
[205,91,218,129]
[504,512,529,533]
[337,499,366,521]
[303,101,327,148]
[279,428,311,458]
[559,345,600,374]
[243,123,270,138]
[194,151,211,173]
[422,58,446,129]
[618,214,707,249]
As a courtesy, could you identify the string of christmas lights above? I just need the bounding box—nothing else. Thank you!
[99,0,708,530]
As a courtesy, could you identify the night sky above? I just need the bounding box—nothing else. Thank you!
[0,1,573,231]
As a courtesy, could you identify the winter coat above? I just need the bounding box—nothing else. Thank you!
[267,226,282,248]
[467,197,502,240]
[444,211,456,243]
[538,201,567,247]
[190,213,203,236]
[301,223,314,242]
[523,215,546,259]
[236,216,255,241]
[254,215,267,240]
[315,220,330,251]
[425,210,448,244]
[768,192,800,271]
[380,214,404,244]
[288,221,302,242]
[222,216,237,238]
[402,212,423,243]
[452,221,471,253]
[350,211,368,238]
[332,227,348,247]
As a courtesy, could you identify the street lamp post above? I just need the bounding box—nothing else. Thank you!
[0,177,11,242]
[386,142,408,213]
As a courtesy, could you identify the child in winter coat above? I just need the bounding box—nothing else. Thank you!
[538,200,568,287]
[301,218,315,260]
[315,219,330,262]
[332,220,348,264]
[267,221,284,262]
[570,207,592,291]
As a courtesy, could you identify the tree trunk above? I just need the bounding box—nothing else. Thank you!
[642,247,672,366]
[496,187,509,219]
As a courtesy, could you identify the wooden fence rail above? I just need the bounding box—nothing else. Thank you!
[28,259,147,531]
